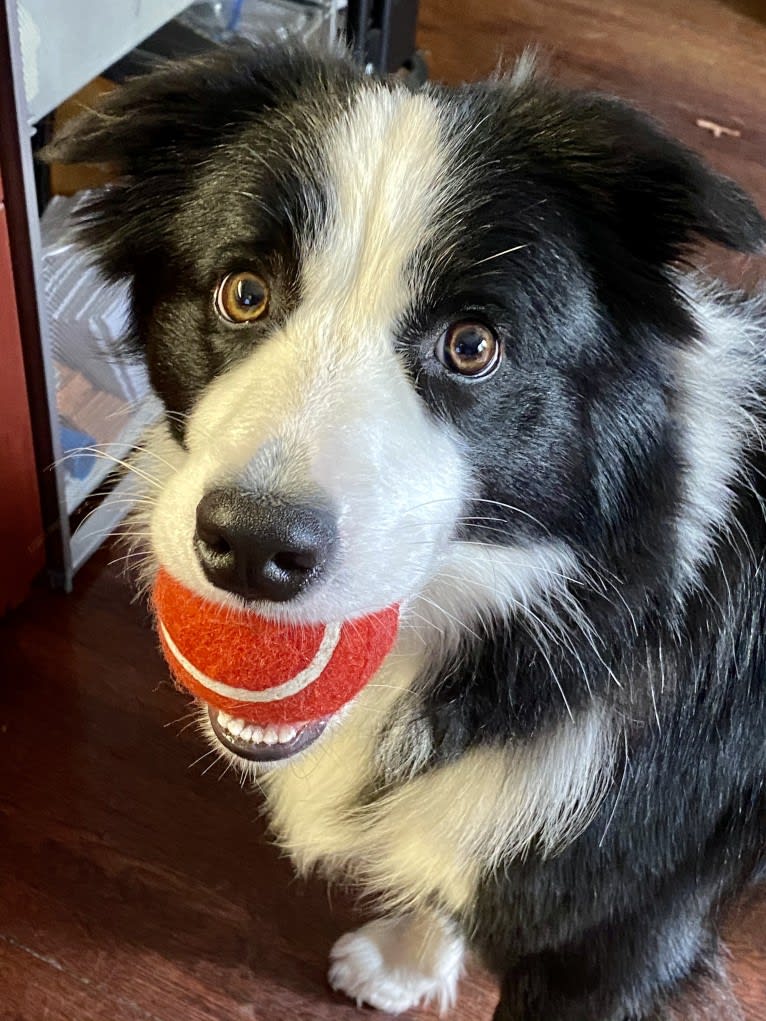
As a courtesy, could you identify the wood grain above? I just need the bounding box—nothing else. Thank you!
[417,0,766,289]
[2,1,766,1017]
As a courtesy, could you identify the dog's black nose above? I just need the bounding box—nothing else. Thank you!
[194,489,337,602]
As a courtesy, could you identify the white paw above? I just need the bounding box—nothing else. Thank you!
[328,915,464,1015]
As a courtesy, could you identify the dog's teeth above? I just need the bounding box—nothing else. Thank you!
[263,724,279,745]
[216,713,301,747]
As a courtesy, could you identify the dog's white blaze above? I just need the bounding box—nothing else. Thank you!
[303,87,446,324]
[158,619,341,702]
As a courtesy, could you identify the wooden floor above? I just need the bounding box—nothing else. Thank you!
[2,2,766,1018]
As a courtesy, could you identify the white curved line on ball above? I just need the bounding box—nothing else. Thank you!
[159,620,342,702]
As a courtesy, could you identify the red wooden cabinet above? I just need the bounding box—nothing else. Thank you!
[0,171,45,613]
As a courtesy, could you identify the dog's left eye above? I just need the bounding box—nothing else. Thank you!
[214,271,270,325]
[435,321,501,378]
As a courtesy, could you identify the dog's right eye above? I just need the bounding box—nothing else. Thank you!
[435,321,501,378]
[214,271,270,325]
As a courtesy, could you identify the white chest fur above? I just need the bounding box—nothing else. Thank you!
[262,645,614,917]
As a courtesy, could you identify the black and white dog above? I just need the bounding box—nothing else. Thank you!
[47,44,766,1020]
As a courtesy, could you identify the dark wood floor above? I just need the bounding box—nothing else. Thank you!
[2,2,766,1018]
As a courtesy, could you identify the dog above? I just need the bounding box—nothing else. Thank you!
[46,43,766,1020]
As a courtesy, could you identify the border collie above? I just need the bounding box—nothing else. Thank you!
[47,44,766,1021]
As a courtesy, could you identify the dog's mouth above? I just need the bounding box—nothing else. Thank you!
[207,706,329,762]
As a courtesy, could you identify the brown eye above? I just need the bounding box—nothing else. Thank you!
[435,321,500,377]
[214,271,270,324]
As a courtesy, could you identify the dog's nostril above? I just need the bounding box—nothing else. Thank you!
[205,535,232,557]
[272,550,316,574]
[194,488,337,602]
[195,513,234,557]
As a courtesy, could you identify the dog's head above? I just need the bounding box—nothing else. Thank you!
[48,45,765,764]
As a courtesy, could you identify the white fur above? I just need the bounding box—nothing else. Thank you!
[185,626,613,915]
[507,47,540,89]
[262,658,614,915]
[328,912,465,1015]
[414,539,584,655]
[672,280,766,595]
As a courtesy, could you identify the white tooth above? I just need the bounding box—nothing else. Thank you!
[218,710,232,725]
[226,717,245,737]
[263,724,279,745]
[278,724,297,744]
[250,726,264,744]
[240,725,254,741]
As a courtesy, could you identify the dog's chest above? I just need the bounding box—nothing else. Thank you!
[262,721,484,915]
[259,649,481,914]
[261,666,614,917]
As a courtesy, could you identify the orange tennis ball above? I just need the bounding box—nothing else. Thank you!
[152,569,399,725]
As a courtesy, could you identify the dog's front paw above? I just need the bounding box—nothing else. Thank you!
[328,914,464,1015]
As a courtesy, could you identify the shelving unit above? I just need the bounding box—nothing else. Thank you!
[3,1,201,587]
[1,0,420,593]
[17,1,193,124]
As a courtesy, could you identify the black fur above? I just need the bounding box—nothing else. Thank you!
[46,46,766,1021]
[44,46,353,437]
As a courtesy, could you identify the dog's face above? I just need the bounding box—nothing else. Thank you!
[49,46,764,766]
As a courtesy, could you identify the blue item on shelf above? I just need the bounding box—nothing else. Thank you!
[60,425,97,480]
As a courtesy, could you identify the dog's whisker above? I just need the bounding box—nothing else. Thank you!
[414,595,482,640]
[163,710,200,729]
[187,748,220,770]
[56,446,164,489]
[80,440,181,475]
[201,754,224,777]
[107,550,155,569]
[472,242,530,266]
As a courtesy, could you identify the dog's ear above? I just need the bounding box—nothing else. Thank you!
[41,45,351,279]
[584,96,765,258]
[513,84,766,262]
